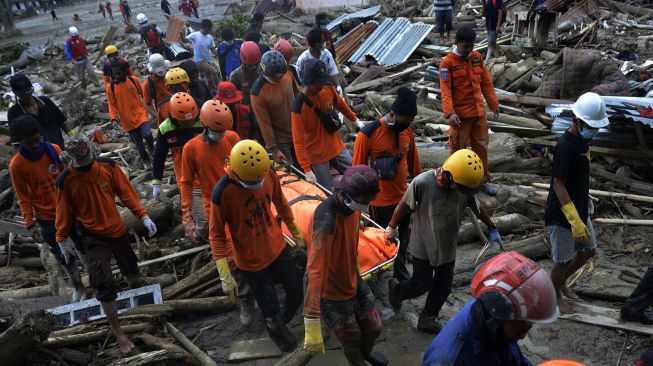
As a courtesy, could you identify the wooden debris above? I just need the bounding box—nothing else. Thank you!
[345,59,438,93]
[273,347,314,366]
[531,183,653,205]
[228,338,282,362]
[107,349,185,366]
[45,323,152,348]
[0,310,56,366]
[164,320,218,366]
[162,261,216,300]
[134,333,197,365]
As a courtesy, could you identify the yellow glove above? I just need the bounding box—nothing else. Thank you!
[288,221,304,248]
[561,202,590,244]
[215,258,238,304]
[303,317,325,355]
[66,130,75,137]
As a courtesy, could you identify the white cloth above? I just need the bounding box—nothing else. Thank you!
[296,49,339,80]
[186,31,216,63]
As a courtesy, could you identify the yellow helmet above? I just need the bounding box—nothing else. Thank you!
[442,149,484,189]
[104,44,118,56]
[165,67,190,86]
[230,140,270,182]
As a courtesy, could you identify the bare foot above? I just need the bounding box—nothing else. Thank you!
[562,285,580,300]
[116,333,135,354]
[557,298,575,314]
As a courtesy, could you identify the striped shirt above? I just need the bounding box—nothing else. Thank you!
[434,0,453,11]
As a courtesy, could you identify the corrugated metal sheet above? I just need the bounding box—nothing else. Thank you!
[334,21,378,64]
[347,18,433,67]
[558,0,607,30]
[327,5,382,31]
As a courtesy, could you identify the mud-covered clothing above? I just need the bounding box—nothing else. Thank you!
[85,233,139,302]
[250,72,297,152]
[55,158,148,242]
[8,96,67,148]
[151,117,204,185]
[396,258,455,317]
[106,76,149,132]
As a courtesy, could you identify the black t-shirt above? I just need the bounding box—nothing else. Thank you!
[544,130,590,228]
[8,96,67,148]
[485,0,504,31]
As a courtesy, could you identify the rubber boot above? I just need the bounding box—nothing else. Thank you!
[62,260,86,302]
[417,313,442,334]
[265,315,297,352]
[388,278,402,311]
[621,266,653,324]
[239,298,254,326]
[366,351,389,366]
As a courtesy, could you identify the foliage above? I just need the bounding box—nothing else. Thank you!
[216,14,249,41]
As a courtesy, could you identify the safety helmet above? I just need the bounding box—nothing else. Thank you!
[274,39,293,60]
[442,149,484,189]
[240,41,261,65]
[229,139,270,182]
[165,67,190,86]
[136,13,148,25]
[169,92,198,121]
[472,252,559,324]
[200,100,233,132]
[571,92,609,128]
[104,44,118,56]
[260,50,287,76]
[69,26,79,36]
[538,361,586,366]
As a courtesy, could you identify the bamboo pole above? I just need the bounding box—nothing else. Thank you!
[593,218,653,226]
[164,321,218,366]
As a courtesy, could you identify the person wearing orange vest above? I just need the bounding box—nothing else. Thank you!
[214,81,251,139]
[209,140,304,351]
[353,87,422,282]
[439,26,500,179]
[106,61,153,169]
[55,136,157,355]
[102,45,135,87]
[156,67,192,126]
[65,27,99,89]
[143,53,171,115]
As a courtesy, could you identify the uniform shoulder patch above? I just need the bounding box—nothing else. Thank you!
[360,119,382,138]
[440,67,449,81]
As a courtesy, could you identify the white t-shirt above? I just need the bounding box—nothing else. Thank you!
[296,49,339,82]
[186,31,216,63]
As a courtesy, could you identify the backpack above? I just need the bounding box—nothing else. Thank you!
[142,24,162,49]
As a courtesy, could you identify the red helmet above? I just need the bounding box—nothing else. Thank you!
[471,251,559,323]
[274,39,293,60]
[240,41,261,65]
[200,100,232,132]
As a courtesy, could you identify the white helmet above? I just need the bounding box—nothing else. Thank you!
[69,26,79,36]
[136,13,148,25]
[571,92,609,128]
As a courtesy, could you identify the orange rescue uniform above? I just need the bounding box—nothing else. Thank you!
[106,77,149,132]
[142,76,170,111]
[292,85,357,173]
[352,117,421,207]
[9,144,63,228]
[250,72,297,151]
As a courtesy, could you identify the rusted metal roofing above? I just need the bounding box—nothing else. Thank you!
[327,5,382,31]
[348,18,433,67]
[334,21,378,65]
[165,16,188,43]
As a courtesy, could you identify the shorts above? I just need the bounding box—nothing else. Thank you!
[435,10,453,33]
[547,218,597,263]
[487,31,501,45]
[84,233,139,302]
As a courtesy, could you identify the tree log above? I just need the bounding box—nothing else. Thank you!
[107,349,185,366]
[9,257,44,269]
[0,285,51,300]
[119,199,174,238]
[162,261,216,300]
[273,348,314,366]
[164,321,218,366]
[58,348,93,365]
[44,322,151,348]
[134,334,197,365]
[458,213,533,244]
[122,296,235,317]
[0,310,56,366]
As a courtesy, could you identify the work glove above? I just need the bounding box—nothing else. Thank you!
[336,85,344,96]
[561,202,590,244]
[58,238,75,265]
[215,257,238,304]
[303,317,325,355]
[385,225,398,241]
[142,216,158,237]
[273,149,287,164]
[66,130,75,137]
[152,184,162,199]
[355,119,366,130]
[488,228,505,251]
[183,219,201,245]
[305,170,317,183]
[287,221,305,254]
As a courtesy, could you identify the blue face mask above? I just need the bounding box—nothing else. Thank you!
[580,127,599,141]
[206,129,224,142]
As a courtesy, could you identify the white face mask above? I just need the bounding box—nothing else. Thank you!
[236,176,265,190]
[225,40,234,46]
[207,129,224,142]
[344,193,368,212]
[155,70,166,77]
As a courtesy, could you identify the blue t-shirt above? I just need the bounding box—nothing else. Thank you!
[187,31,216,63]
[217,40,242,80]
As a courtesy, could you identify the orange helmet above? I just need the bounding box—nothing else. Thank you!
[169,92,198,121]
[274,39,293,60]
[200,100,232,132]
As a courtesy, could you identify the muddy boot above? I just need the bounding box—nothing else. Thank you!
[417,313,442,334]
[265,315,297,352]
[62,260,86,302]
[388,278,402,311]
[239,298,254,326]
[621,266,653,324]
[366,351,389,366]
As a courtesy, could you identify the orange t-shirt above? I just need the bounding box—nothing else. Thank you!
[250,72,297,151]
[157,99,170,126]
[142,75,170,110]
[55,159,148,241]
[106,77,149,132]
[9,144,63,227]
[352,117,422,207]
[292,85,357,173]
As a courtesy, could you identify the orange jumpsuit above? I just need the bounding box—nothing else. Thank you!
[439,50,499,173]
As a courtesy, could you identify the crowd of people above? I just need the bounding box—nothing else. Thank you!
[5,4,652,366]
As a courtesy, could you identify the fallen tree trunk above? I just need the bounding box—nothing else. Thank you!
[162,261,216,300]
[0,310,55,366]
[273,347,314,366]
[9,257,44,269]
[134,333,197,365]
[45,322,151,348]
[458,213,533,244]
[164,320,218,366]
[0,285,51,300]
[122,297,235,317]
[532,182,653,205]
[120,199,174,238]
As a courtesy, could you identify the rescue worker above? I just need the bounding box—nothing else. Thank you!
[186,19,220,92]
[621,266,653,324]
[274,38,299,85]
[296,29,340,87]
[106,61,153,169]
[303,165,388,366]
[313,12,336,60]
[180,59,212,105]
[151,92,204,199]
[210,139,304,351]
[245,11,265,37]
[99,2,106,19]
[9,115,86,301]
[229,41,262,141]
[179,100,255,325]
[214,81,250,139]
[545,92,609,314]
[353,87,421,282]
[143,53,171,115]
[422,251,559,365]
[251,50,298,165]
[434,0,454,44]
[292,59,360,189]
[56,136,157,355]
[179,0,192,17]
[245,31,271,56]
[102,44,134,87]
[160,0,170,15]
[65,26,99,89]
[484,0,506,62]
[137,13,169,59]
[387,149,503,333]
[8,73,73,148]
[217,28,242,81]
[106,1,113,20]
[440,26,500,179]
[156,67,193,126]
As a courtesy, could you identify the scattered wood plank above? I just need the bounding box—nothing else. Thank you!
[496,58,539,89]
[495,93,573,107]
[111,245,209,275]
[593,218,653,226]
[162,261,216,300]
[0,220,31,236]
[273,347,314,366]
[228,338,282,362]
[560,312,653,336]
[590,166,653,196]
[164,321,218,366]
[0,311,55,366]
[107,349,185,366]
[345,59,438,93]
[122,297,235,317]
[45,323,151,348]
[525,138,650,162]
[531,182,653,205]
[134,334,197,365]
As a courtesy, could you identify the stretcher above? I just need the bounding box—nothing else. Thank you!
[272,166,400,281]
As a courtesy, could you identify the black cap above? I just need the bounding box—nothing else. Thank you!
[391,87,417,117]
[221,28,235,41]
[10,74,33,95]
[315,12,329,25]
[299,59,331,86]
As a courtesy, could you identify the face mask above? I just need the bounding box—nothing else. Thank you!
[580,127,599,141]
[385,114,396,127]
[392,122,410,132]
[344,193,368,212]
[108,55,118,62]
[207,129,225,142]
[321,43,327,51]
[225,40,234,46]
[155,70,166,77]
[75,163,93,172]
[237,176,265,190]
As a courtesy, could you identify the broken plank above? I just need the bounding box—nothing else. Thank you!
[531,182,653,205]
[593,218,653,226]
[560,312,653,336]
[107,349,185,366]
[525,138,650,161]
[590,166,653,196]
[345,59,438,93]
[164,321,218,366]
[0,220,31,236]
[496,58,539,89]
[111,244,209,275]
[228,338,282,362]
[495,93,573,107]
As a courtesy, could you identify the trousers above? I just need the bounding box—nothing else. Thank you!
[396,258,455,317]
[448,115,489,174]
[311,148,352,191]
[128,122,154,163]
[73,58,98,87]
[84,233,139,302]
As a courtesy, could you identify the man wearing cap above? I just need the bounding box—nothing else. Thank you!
[292,59,361,189]
[386,149,502,333]
[545,92,609,314]
[218,28,242,81]
[313,12,336,60]
[65,27,99,89]
[214,81,250,138]
[8,74,73,148]
[55,136,157,355]
[143,53,171,115]
[303,165,388,366]
[353,87,422,282]
[180,60,212,105]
